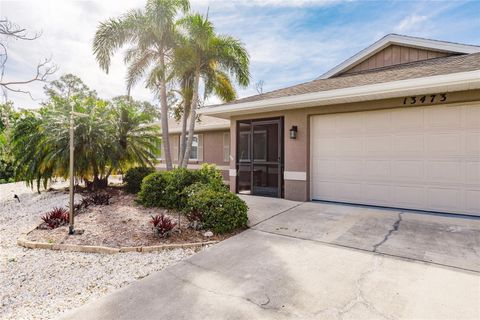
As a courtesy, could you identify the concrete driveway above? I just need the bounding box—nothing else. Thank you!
[62,198,480,320]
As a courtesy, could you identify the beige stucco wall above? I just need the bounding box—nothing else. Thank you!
[229,89,480,201]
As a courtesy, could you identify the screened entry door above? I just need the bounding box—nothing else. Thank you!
[237,118,283,197]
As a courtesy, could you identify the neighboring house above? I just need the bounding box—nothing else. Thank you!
[157,116,231,181]
[199,34,480,216]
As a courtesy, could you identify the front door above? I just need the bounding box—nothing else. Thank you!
[236,118,284,197]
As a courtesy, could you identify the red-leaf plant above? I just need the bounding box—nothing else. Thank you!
[41,207,69,229]
[151,214,176,238]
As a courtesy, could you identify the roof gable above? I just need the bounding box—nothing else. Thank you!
[319,34,480,79]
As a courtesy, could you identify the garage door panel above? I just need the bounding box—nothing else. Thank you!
[365,160,390,180]
[427,188,462,212]
[336,160,363,179]
[393,134,424,156]
[336,136,363,156]
[365,135,392,156]
[391,107,424,131]
[335,182,364,202]
[363,184,393,205]
[466,162,480,186]
[426,161,464,184]
[465,105,480,128]
[466,190,480,213]
[466,133,480,156]
[311,103,480,216]
[365,111,392,133]
[391,160,424,182]
[393,185,426,208]
[336,114,364,134]
[426,106,462,129]
[312,138,336,157]
[426,133,463,157]
[311,159,336,179]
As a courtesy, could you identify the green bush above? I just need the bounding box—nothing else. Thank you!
[183,183,248,234]
[194,163,225,187]
[138,164,226,210]
[137,171,170,208]
[123,167,155,193]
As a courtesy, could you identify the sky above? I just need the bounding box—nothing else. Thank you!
[1,0,480,109]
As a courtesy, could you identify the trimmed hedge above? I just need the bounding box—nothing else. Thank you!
[183,183,248,234]
[124,167,155,193]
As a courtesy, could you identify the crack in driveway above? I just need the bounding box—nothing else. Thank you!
[164,268,281,313]
[315,256,397,320]
[372,212,403,252]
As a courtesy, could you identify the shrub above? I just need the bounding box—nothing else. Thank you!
[41,207,69,229]
[151,214,176,238]
[194,163,225,187]
[137,171,170,208]
[183,184,248,234]
[123,167,155,193]
[138,164,226,210]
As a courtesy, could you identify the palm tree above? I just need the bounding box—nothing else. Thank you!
[11,95,161,191]
[92,0,190,171]
[175,13,250,168]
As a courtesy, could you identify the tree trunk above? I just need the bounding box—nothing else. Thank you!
[180,66,201,168]
[178,98,191,165]
[159,53,173,170]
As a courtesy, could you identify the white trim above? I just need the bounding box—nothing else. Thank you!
[284,171,307,181]
[319,34,480,79]
[229,169,237,177]
[156,163,230,171]
[200,70,480,118]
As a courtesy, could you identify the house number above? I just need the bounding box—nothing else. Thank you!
[403,93,447,105]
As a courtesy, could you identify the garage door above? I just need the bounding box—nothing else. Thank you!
[310,103,480,216]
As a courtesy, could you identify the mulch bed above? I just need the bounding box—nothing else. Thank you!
[26,188,238,247]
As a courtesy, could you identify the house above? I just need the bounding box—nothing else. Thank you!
[175,34,480,216]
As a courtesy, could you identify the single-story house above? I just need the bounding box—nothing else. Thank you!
[165,34,480,216]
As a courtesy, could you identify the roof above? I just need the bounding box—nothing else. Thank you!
[211,52,480,106]
[158,115,230,134]
[319,34,480,79]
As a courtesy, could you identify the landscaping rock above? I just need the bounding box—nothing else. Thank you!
[203,231,214,237]
[0,181,196,320]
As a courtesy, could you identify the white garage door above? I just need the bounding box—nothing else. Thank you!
[310,103,480,216]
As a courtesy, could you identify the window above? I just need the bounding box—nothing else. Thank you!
[223,132,230,162]
[190,135,198,160]
[188,134,203,161]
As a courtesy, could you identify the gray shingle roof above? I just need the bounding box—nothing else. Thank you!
[220,52,480,106]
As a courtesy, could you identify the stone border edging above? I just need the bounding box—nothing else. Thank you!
[17,227,218,254]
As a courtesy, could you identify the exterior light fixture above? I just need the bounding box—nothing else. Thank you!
[289,126,298,139]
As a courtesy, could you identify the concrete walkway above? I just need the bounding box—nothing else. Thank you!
[62,199,480,320]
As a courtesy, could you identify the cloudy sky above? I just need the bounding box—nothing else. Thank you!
[1,0,480,109]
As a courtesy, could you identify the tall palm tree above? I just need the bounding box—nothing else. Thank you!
[92,0,190,170]
[176,13,250,168]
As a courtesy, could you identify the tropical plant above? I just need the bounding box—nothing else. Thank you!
[151,214,176,238]
[93,0,190,171]
[175,13,250,167]
[41,207,69,229]
[0,101,17,183]
[11,75,161,191]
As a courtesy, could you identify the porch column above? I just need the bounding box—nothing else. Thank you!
[284,111,309,201]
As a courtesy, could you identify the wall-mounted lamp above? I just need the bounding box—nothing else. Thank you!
[289,126,298,139]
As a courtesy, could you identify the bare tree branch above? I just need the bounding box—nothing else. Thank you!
[0,19,55,102]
